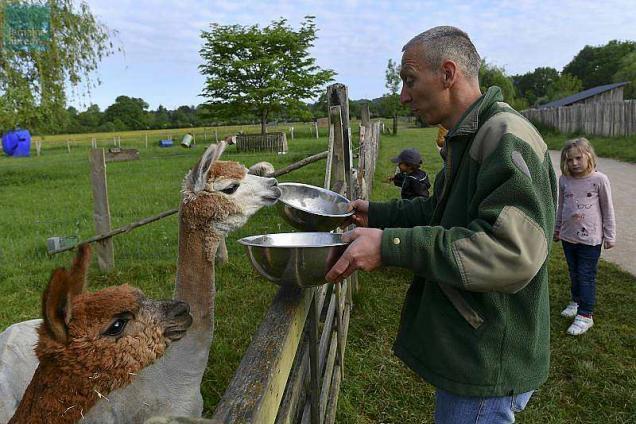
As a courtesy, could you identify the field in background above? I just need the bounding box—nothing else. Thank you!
[540,130,636,163]
[0,124,634,422]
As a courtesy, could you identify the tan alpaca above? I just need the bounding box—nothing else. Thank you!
[9,245,193,424]
[0,142,280,423]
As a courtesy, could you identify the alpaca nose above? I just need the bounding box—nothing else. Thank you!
[167,301,190,319]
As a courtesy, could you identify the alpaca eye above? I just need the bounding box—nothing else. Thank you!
[103,318,128,337]
[221,184,239,195]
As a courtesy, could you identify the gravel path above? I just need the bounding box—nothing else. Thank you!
[549,151,635,277]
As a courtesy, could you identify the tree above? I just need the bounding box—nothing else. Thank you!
[104,95,149,130]
[77,104,102,129]
[545,74,583,102]
[199,16,335,134]
[613,51,636,99]
[479,60,515,101]
[0,0,115,133]
[512,67,559,106]
[563,40,636,90]
[385,58,402,135]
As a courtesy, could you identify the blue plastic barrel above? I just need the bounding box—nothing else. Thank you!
[158,139,174,148]
[1,129,31,157]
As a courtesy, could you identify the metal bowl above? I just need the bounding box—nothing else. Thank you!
[276,183,353,232]
[238,232,348,288]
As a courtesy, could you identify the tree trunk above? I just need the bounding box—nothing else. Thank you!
[393,113,398,135]
[261,111,267,134]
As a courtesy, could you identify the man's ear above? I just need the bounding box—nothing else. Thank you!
[441,59,458,88]
[41,245,91,343]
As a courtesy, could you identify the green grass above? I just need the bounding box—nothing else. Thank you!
[1,125,634,422]
[539,127,636,163]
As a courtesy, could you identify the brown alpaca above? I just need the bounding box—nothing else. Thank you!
[0,142,281,423]
[9,245,192,424]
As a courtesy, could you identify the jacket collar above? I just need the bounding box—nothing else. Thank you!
[447,86,504,139]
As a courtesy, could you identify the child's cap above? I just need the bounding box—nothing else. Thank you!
[391,148,422,165]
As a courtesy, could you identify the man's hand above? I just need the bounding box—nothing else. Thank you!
[553,231,560,242]
[350,199,369,227]
[386,175,395,182]
[604,240,615,249]
[325,227,383,283]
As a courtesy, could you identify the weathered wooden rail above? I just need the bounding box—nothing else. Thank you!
[146,83,381,424]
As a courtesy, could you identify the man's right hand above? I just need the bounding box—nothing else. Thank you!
[342,199,369,228]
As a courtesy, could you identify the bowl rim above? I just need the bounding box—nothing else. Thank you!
[278,182,354,218]
[238,232,349,248]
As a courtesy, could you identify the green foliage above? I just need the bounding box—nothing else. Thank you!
[563,40,636,90]
[0,0,115,133]
[479,60,516,102]
[512,67,560,106]
[199,16,335,133]
[545,73,583,102]
[104,95,149,130]
[613,51,636,99]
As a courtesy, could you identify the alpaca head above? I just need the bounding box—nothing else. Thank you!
[36,245,193,385]
[181,141,281,234]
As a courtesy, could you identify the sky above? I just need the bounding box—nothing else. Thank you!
[69,0,636,111]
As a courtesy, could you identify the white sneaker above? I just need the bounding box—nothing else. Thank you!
[561,302,578,318]
[567,315,594,336]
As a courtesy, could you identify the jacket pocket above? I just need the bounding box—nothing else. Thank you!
[437,283,485,329]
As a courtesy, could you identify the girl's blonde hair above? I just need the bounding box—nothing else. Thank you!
[560,137,597,177]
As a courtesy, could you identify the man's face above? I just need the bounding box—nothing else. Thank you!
[399,46,447,126]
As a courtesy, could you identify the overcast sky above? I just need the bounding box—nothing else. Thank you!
[70,0,636,111]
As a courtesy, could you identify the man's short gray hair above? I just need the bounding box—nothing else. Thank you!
[403,26,480,80]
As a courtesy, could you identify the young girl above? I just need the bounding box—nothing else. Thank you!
[554,138,616,336]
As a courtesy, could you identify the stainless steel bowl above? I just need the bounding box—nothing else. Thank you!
[277,183,353,232]
[238,232,348,288]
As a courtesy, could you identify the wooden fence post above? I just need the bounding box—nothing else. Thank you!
[35,140,42,156]
[89,148,114,272]
[67,140,71,153]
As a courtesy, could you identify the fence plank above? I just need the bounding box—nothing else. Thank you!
[522,101,635,136]
[211,288,313,423]
[89,148,114,272]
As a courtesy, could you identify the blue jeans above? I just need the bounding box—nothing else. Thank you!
[561,240,602,315]
[435,389,534,423]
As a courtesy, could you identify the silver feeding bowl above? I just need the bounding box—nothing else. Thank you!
[277,182,353,232]
[238,232,348,288]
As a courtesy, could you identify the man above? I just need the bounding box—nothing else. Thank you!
[326,26,557,423]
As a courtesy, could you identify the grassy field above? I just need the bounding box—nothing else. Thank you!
[1,125,634,422]
[540,128,636,164]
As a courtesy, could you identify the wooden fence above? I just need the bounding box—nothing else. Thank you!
[147,84,381,424]
[522,100,636,137]
[235,132,289,153]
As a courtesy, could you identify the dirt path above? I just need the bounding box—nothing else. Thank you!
[550,151,635,277]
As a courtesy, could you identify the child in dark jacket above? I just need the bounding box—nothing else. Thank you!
[388,148,431,200]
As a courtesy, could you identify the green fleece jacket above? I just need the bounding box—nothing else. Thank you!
[369,87,557,397]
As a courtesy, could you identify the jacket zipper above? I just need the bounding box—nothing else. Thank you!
[435,137,485,330]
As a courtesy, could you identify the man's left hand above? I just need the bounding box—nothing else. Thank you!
[325,228,383,283]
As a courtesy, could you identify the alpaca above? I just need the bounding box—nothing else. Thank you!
[0,141,280,423]
[9,245,193,424]
[248,161,275,177]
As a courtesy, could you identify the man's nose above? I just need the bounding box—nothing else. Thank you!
[400,86,410,104]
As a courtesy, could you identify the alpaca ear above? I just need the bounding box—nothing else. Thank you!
[193,141,227,192]
[41,246,91,343]
[42,269,74,344]
[68,244,90,296]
